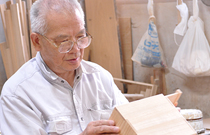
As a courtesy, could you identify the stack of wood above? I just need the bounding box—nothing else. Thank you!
[0,0,36,79]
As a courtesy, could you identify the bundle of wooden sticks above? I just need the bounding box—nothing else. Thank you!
[0,0,37,79]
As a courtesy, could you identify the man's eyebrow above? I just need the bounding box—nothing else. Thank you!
[54,29,86,40]
[54,35,69,40]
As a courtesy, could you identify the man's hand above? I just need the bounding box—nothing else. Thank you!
[79,120,120,135]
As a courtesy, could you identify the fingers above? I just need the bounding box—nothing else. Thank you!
[83,120,120,135]
[92,120,115,126]
[93,125,120,134]
[91,120,120,134]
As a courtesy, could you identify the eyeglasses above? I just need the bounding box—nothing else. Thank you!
[37,32,92,53]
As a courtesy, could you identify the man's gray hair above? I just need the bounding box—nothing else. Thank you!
[30,0,85,35]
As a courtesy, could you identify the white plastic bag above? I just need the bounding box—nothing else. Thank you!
[173,0,189,46]
[173,0,189,37]
[131,0,167,68]
[172,0,210,77]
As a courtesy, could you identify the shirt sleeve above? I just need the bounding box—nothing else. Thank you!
[0,95,47,135]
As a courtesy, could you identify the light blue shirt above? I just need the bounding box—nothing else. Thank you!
[0,52,128,135]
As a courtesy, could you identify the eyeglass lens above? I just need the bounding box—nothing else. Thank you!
[58,36,91,53]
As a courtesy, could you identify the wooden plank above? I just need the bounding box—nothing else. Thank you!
[4,9,20,72]
[0,4,9,48]
[166,89,182,105]
[118,18,133,80]
[119,18,135,93]
[27,0,33,10]
[21,1,31,59]
[153,69,167,95]
[10,4,27,68]
[123,93,144,102]
[109,93,196,135]
[17,0,25,36]
[16,0,30,60]
[145,88,153,97]
[0,42,14,78]
[114,78,157,97]
[114,78,154,87]
[83,46,90,61]
[6,1,12,10]
[85,0,123,91]
[27,0,37,57]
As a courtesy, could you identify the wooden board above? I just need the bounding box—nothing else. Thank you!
[114,78,157,98]
[85,0,123,91]
[6,1,12,10]
[118,18,133,80]
[0,42,14,78]
[83,46,90,61]
[4,9,19,73]
[26,0,37,58]
[17,1,30,61]
[109,91,196,135]
[118,17,136,93]
[19,1,30,60]
[10,3,27,69]
[166,89,182,105]
[0,4,9,48]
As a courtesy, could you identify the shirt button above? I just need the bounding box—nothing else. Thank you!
[77,76,80,79]
[81,117,84,121]
[61,80,64,83]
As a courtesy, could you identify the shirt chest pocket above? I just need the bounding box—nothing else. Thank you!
[47,116,72,135]
[87,100,113,120]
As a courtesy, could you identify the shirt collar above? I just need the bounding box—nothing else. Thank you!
[36,52,58,80]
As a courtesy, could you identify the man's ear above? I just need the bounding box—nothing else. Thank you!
[30,33,41,51]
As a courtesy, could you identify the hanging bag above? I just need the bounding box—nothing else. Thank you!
[131,0,167,68]
[172,0,210,77]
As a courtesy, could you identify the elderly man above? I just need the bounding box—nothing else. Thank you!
[0,0,128,134]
